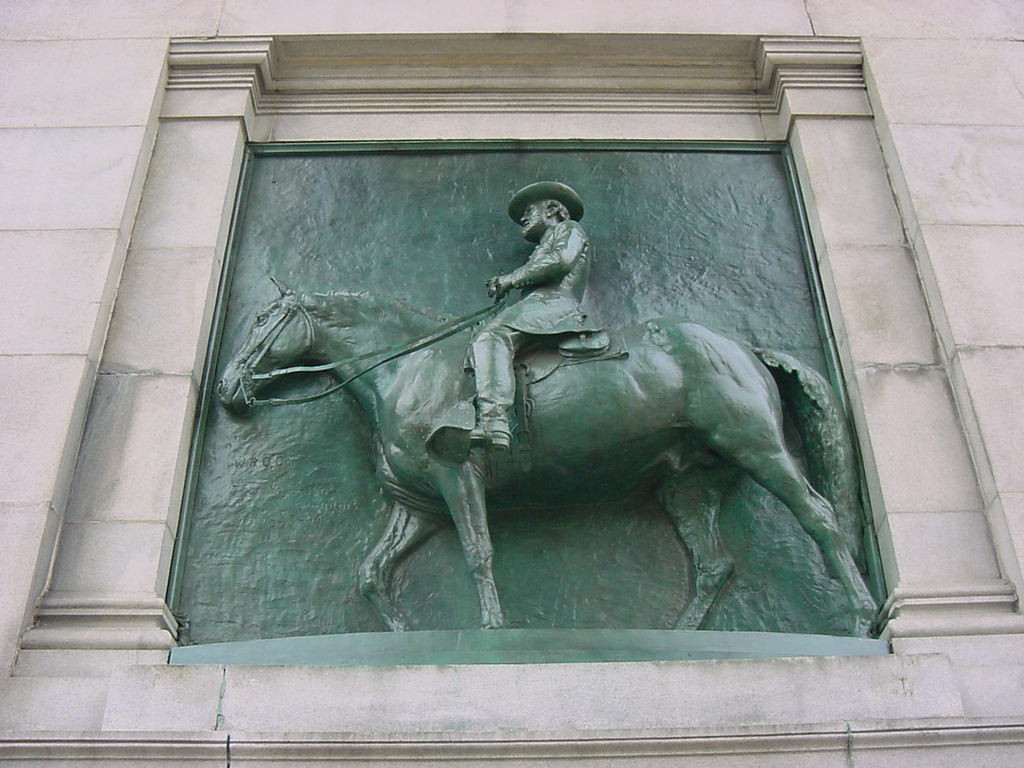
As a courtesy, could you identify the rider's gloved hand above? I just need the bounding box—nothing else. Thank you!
[486,275,514,301]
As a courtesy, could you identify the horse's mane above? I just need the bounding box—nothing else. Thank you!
[307,290,439,335]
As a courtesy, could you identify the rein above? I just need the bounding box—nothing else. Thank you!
[242,297,507,408]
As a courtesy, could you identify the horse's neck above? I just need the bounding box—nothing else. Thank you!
[309,292,436,414]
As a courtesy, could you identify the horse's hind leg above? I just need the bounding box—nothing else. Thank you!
[436,448,505,629]
[359,502,439,631]
[716,435,876,633]
[767,466,876,632]
[658,463,737,630]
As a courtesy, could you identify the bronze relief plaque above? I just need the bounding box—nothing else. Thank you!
[171,144,881,647]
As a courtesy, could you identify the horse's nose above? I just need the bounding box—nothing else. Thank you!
[216,377,247,413]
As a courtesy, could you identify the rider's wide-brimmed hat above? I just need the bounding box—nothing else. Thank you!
[507,181,584,223]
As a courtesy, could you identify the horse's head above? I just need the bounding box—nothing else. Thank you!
[216,280,317,414]
[217,283,439,414]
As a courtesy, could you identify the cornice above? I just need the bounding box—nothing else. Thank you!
[165,34,866,120]
[167,36,277,91]
[756,36,866,116]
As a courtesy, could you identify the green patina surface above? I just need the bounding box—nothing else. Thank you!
[171,144,880,650]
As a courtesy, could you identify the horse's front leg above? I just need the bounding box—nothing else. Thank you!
[658,463,738,630]
[359,502,439,631]
[436,448,505,629]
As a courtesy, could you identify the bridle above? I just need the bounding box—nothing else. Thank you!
[237,297,319,408]
[237,294,509,409]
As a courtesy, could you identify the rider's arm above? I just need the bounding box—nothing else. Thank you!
[504,222,586,289]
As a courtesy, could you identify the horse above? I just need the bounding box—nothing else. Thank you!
[216,283,878,635]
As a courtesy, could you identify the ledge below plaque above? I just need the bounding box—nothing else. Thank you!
[169,628,888,667]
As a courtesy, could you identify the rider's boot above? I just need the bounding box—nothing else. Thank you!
[469,328,518,452]
[471,401,513,450]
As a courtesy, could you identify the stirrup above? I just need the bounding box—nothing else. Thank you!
[470,417,512,451]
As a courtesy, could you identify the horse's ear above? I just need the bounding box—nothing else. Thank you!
[269,275,288,296]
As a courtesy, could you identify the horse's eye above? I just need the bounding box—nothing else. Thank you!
[254,312,268,326]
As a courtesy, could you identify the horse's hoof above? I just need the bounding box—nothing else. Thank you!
[675,617,706,631]
[851,601,879,637]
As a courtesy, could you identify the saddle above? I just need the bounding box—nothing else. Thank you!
[523,330,619,384]
[426,330,627,467]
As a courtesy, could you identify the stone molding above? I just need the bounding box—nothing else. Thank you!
[757,36,869,118]
[0,734,223,764]
[164,34,868,123]
[23,595,176,651]
[2,720,1023,764]
[166,36,274,99]
[883,582,1024,639]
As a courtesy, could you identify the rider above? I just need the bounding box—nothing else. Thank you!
[470,181,600,450]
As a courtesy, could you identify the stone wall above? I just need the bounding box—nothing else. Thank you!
[1,1,1022,764]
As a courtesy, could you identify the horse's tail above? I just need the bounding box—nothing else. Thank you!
[754,349,879,594]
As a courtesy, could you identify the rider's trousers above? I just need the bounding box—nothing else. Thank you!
[469,324,527,425]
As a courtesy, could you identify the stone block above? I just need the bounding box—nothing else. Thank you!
[985,494,1024,601]
[879,510,1002,588]
[0,676,108,731]
[853,367,981,515]
[768,86,873,140]
[871,511,900,587]
[130,120,245,250]
[14,648,169,678]
[0,126,148,230]
[220,654,962,732]
[915,224,1024,351]
[161,87,253,122]
[821,245,935,366]
[265,110,767,144]
[853,742,1024,768]
[864,38,1024,128]
[946,352,998,507]
[505,0,813,35]
[46,520,174,597]
[0,39,166,128]
[891,633,1024,667]
[955,347,1024,495]
[0,354,93,505]
[889,124,1024,228]
[219,0,503,35]
[807,0,1024,39]
[0,0,220,40]
[102,665,223,731]
[790,119,905,248]
[0,229,123,358]
[868,108,919,247]
[932,659,1024,719]
[219,0,812,35]
[66,373,195,526]
[902,641,1024,718]
[101,248,221,376]
[999,492,1024,587]
[0,503,60,674]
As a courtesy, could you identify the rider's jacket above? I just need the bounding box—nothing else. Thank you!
[494,220,601,336]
